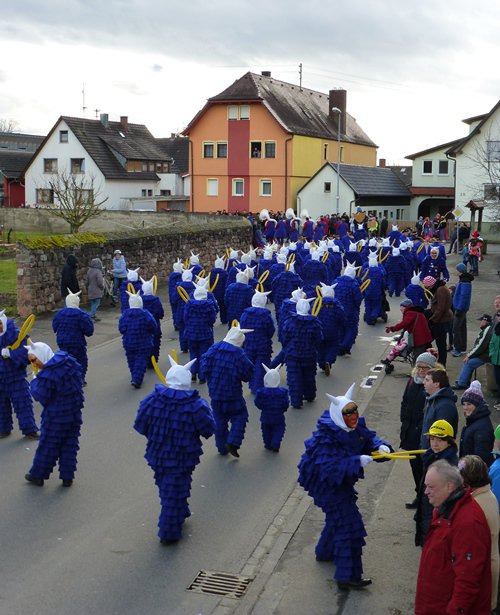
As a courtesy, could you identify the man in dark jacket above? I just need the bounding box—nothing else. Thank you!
[415,460,491,615]
[451,263,474,356]
[426,276,454,366]
[452,314,493,389]
[420,368,458,449]
[60,253,80,298]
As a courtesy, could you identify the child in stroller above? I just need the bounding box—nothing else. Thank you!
[381,331,411,374]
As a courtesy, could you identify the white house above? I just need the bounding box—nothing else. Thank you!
[23,115,182,211]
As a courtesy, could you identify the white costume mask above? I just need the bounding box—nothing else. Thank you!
[327,383,356,432]
[392,248,400,257]
[291,288,306,303]
[263,363,282,388]
[128,292,143,309]
[65,290,81,309]
[172,258,184,273]
[25,341,54,366]
[127,268,140,282]
[189,251,200,266]
[182,269,193,283]
[166,355,197,391]
[224,325,253,347]
[140,277,154,296]
[296,298,314,316]
[236,271,249,285]
[320,282,336,299]
[344,264,357,279]
[214,255,225,269]
[252,290,271,308]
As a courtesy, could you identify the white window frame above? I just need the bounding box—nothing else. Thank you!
[264,141,276,158]
[203,142,214,158]
[207,178,219,196]
[228,105,238,120]
[216,142,228,158]
[260,179,272,196]
[232,178,244,196]
[239,105,250,120]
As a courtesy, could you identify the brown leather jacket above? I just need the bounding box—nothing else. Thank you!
[429,282,453,323]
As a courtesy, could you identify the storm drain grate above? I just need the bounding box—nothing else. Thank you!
[187,570,253,599]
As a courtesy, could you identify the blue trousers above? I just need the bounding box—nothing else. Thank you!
[456,357,485,386]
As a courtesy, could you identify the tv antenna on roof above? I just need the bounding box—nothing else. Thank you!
[94,108,101,119]
[82,83,87,117]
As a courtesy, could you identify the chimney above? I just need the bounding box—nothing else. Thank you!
[120,116,128,131]
[379,158,386,168]
[329,89,347,136]
[100,113,109,127]
[261,71,271,77]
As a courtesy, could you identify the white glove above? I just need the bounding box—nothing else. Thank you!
[360,455,373,468]
[378,445,391,454]
[1,348,10,358]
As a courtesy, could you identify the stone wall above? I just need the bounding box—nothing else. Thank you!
[16,219,252,317]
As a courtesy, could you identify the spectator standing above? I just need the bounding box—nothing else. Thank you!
[110,249,127,306]
[458,381,494,466]
[452,314,493,389]
[489,295,500,411]
[489,425,500,509]
[426,276,453,366]
[467,231,483,276]
[415,460,492,615]
[60,253,80,298]
[420,368,458,449]
[451,263,474,357]
[86,258,104,321]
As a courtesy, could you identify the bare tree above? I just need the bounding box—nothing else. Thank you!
[47,171,108,233]
[0,119,19,133]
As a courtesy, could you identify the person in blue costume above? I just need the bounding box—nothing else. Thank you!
[188,252,203,279]
[175,269,196,352]
[0,310,38,439]
[271,261,303,319]
[361,254,387,326]
[289,215,301,242]
[224,271,255,328]
[277,287,307,344]
[313,217,327,243]
[297,383,392,590]
[199,325,254,458]
[301,211,314,241]
[405,272,429,309]
[134,355,215,544]
[388,224,403,246]
[169,259,184,331]
[260,209,277,243]
[282,298,323,409]
[140,277,165,365]
[316,283,346,376]
[120,268,142,312]
[398,243,413,287]
[413,239,427,273]
[334,264,363,356]
[24,342,84,487]
[183,281,218,383]
[257,247,276,294]
[267,253,287,298]
[353,223,368,243]
[118,293,157,389]
[240,290,275,394]
[385,247,406,297]
[274,216,287,245]
[209,255,229,325]
[419,246,449,282]
[52,290,94,385]
[254,364,289,452]
[327,243,343,281]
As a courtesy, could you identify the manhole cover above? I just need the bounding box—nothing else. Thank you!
[187,570,253,599]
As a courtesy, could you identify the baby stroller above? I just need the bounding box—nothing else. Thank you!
[381,331,413,374]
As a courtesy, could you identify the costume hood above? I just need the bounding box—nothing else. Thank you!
[327,383,356,431]
[0,309,7,336]
[128,292,143,308]
[65,289,81,309]
[166,355,196,390]
[25,341,54,366]
[263,363,282,388]
[172,258,184,273]
[224,324,253,347]
[252,290,271,308]
[140,277,155,296]
[127,268,140,282]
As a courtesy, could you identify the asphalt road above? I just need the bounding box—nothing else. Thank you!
[0,304,397,615]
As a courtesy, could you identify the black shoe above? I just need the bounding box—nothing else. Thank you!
[324,363,330,376]
[405,498,418,509]
[160,538,179,545]
[191,374,197,382]
[452,383,467,390]
[382,314,388,323]
[92,316,101,322]
[0,431,11,439]
[25,473,44,486]
[337,578,372,591]
[131,382,141,389]
[225,443,240,458]
[62,479,73,487]
[25,432,39,440]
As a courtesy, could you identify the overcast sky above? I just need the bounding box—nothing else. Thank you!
[1,0,499,164]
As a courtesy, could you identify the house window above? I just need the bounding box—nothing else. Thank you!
[264,141,276,158]
[324,182,331,193]
[251,142,262,158]
[156,162,169,173]
[71,158,85,174]
[323,144,328,160]
[260,179,272,196]
[422,160,433,174]
[228,105,238,120]
[43,158,58,173]
[76,189,93,204]
[486,141,500,161]
[36,188,54,204]
[203,142,214,158]
[438,160,449,175]
[148,189,153,197]
[160,189,171,196]
[59,130,68,143]
[484,184,500,202]
[217,142,228,158]
[232,178,244,196]
[207,178,219,196]
[340,146,344,162]
[141,189,147,197]
[240,105,250,120]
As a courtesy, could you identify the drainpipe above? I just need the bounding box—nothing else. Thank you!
[189,139,194,212]
[284,136,293,210]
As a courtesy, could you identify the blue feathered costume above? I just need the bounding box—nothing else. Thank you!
[271,268,303,318]
[0,315,38,437]
[168,267,183,330]
[141,291,165,364]
[334,271,363,354]
[281,300,323,408]
[118,296,157,388]
[183,290,218,380]
[199,327,254,456]
[254,378,289,452]
[224,277,254,327]
[52,305,94,383]
[385,249,406,297]
[419,250,449,282]
[134,372,215,543]
[301,258,328,295]
[361,262,387,325]
[316,291,346,371]
[27,346,84,484]
[298,388,390,583]
[209,264,229,324]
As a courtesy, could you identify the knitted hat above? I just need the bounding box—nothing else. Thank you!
[415,352,437,368]
[422,276,436,289]
[461,380,484,406]
[456,263,467,273]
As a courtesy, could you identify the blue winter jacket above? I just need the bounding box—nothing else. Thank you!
[452,273,474,312]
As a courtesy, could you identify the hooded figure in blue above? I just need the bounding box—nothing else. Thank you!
[168,259,184,331]
[209,255,229,324]
[199,325,254,458]
[388,224,403,246]
[281,298,323,409]
[25,342,84,487]
[334,264,363,355]
[301,212,314,241]
[419,246,449,282]
[297,384,392,589]
[52,290,94,384]
[239,290,276,394]
[260,209,277,243]
[361,254,387,326]
[254,364,289,452]
[404,272,429,309]
[343,242,363,269]
[274,216,287,244]
[316,283,346,375]
[183,281,218,382]
[175,268,196,352]
[118,293,158,389]
[327,243,343,281]
[353,223,368,243]
[224,271,254,328]
[301,249,329,296]
[385,247,406,297]
[0,310,38,438]
[188,252,203,279]
[134,356,215,544]
[271,261,303,318]
[119,268,143,312]
[140,277,165,365]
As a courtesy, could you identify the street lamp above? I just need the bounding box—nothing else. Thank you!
[331,107,341,216]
